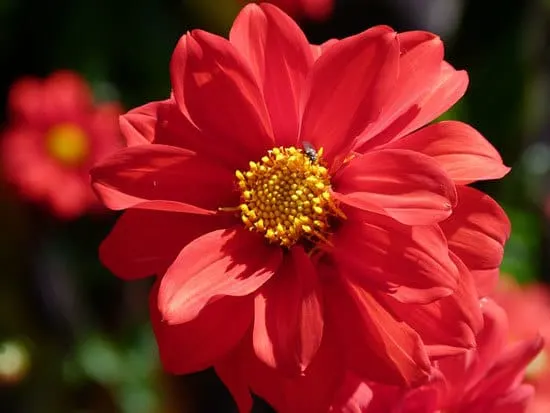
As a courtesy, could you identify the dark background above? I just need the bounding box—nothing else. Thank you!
[0,0,549,411]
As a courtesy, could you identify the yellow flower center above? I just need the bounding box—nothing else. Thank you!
[46,123,89,166]
[234,146,343,247]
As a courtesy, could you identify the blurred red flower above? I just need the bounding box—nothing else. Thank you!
[91,3,510,411]
[246,0,333,21]
[1,71,122,219]
[336,299,544,413]
[494,276,550,413]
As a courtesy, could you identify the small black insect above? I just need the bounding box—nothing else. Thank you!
[302,141,318,163]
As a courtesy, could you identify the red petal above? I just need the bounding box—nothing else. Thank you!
[440,186,511,297]
[310,39,338,60]
[215,349,254,413]
[363,383,406,413]
[334,149,457,225]
[402,386,442,413]
[230,3,313,147]
[334,209,458,304]
[360,61,469,153]
[8,77,43,122]
[253,246,323,374]
[90,144,237,211]
[44,71,93,114]
[483,384,535,413]
[325,276,432,386]
[383,121,510,184]
[119,101,162,146]
[382,252,483,359]
[89,102,123,158]
[329,372,373,413]
[398,30,440,53]
[9,71,93,123]
[150,280,253,374]
[153,99,250,171]
[244,332,346,412]
[219,332,346,413]
[299,26,399,164]
[100,208,233,280]
[468,335,544,404]
[170,30,273,162]
[158,227,282,324]
[437,298,509,402]
[397,61,469,139]
[355,31,444,149]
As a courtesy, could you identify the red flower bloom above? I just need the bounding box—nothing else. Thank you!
[91,3,510,411]
[246,0,333,21]
[2,71,122,219]
[493,277,550,412]
[345,299,544,413]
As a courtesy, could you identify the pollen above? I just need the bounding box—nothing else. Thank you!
[46,123,89,167]
[235,146,343,247]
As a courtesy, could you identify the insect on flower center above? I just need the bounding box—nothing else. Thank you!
[46,123,89,167]
[235,145,343,247]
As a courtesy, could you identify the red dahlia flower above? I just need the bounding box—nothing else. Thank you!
[1,71,122,219]
[494,276,550,412]
[91,3,510,411]
[347,299,544,413]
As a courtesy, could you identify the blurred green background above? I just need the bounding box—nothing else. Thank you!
[1,0,550,412]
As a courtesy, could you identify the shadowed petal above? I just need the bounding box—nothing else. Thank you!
[437,298,509,401]
[383,121,510,184]
[359,61,469,152]
[467,336,544,405]
[170,30,273,162]
[334,149,457,225]
[382,252,483,359]
[119,100,163,146]
[150,281,253,374]
[215,347,255,413]
[325,275,432,386]
[482,385,535,413]
[329,372,373,413]
[246,332,345,413]
[154,99,251,171]
[100,207,234,280]
[355,31,444,149]
[91,144,238,211]
[158,227,282,324]
[230,3,313,146]
[300,26,399,164]
[253,246,323,374]
[218,331,345,413]
[334,209,458,304]
[440,186,511,297]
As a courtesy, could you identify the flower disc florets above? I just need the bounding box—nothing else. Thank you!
[46,123,89,166]
[236,146,341,247]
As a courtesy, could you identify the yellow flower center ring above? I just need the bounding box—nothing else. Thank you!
[46,123,89,166]
[233,145,344,247]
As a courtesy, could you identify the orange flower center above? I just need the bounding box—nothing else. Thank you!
[235,146,344,247]
[46,123,89,166]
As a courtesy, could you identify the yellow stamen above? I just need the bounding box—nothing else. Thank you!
[46,123,89,166]
[231,146,344,247]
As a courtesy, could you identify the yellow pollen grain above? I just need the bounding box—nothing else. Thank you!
[234,146,344,247]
